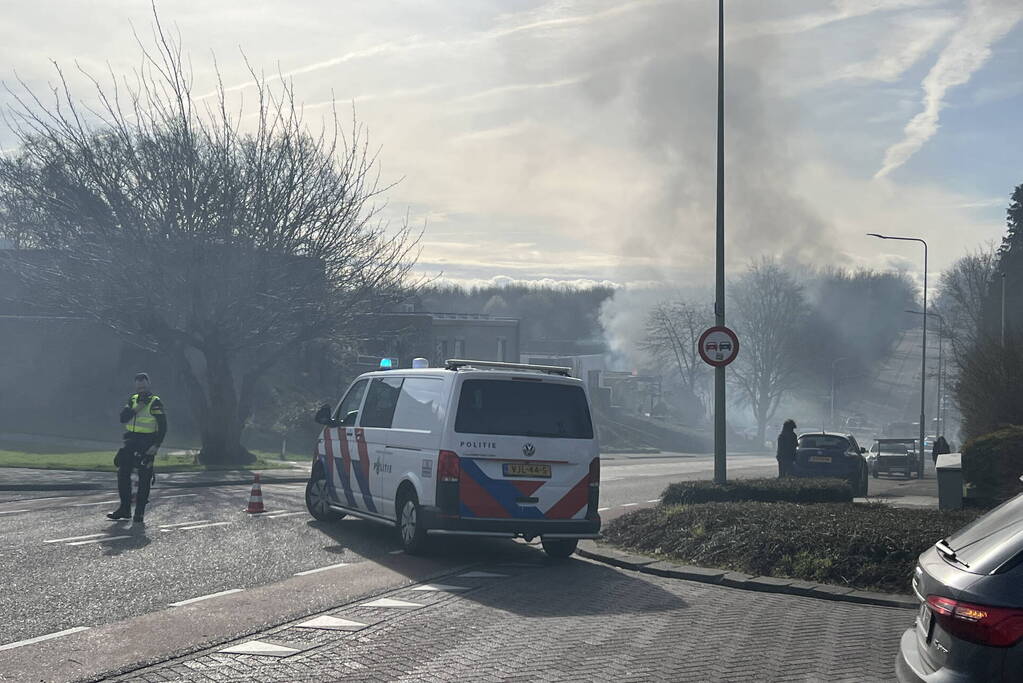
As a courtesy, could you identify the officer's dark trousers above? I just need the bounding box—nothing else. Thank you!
[115,436,157,516]
[777,457,794,478]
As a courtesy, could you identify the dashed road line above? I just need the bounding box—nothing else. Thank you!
[294,562,348,576]
[44,533,105,544]
[159,520,211,528]
[265,511,305,519]
[597,507,610,512]
[66,535,133,546]
[177,521,231,531]
[69,500,121,507]
[170,588,243,607]
[0,509,29,515]
[0,626,90,651]
[647,499,661,503]
[621,503,638,507]
[159,494,199,499]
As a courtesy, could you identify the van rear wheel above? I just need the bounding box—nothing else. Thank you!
[541,538,578,559]
[397,491,429,555]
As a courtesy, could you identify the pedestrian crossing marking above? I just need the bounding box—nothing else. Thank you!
[359,598,424,608]
[295,616,367,631]
[218,640,300,657]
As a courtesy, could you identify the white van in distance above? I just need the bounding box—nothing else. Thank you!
[305,359,601,558]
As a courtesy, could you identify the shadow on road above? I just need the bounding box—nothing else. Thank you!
[307,517,686,617]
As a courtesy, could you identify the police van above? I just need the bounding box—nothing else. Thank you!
[304,359,601,558]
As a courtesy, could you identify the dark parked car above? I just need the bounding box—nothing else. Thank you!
[792,432,868,496]
[897,491,1023,681]
[869,438,922,479]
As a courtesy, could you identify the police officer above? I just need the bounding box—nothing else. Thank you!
[107,373,167,523]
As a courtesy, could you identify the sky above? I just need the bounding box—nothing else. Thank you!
[1,0,1020,289]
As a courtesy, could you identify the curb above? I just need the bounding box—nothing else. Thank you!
[0,476,310,492]
[576,541,916,610]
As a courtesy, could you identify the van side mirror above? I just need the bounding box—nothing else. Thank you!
[314,404,334,426]
[340,410,359,427]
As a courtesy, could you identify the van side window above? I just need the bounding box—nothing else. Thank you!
[360,377,403,428]
[334,379,368,426]
[391,377,444,432]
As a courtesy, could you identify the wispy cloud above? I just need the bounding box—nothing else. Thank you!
[731,0,941,41]
[876,0,1023,178]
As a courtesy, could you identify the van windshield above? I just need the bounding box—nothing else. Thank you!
[454,379,594,439]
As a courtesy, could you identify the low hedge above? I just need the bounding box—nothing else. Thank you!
[603,502,981,593]
[962,425,1023,504]
[661,477,853,505]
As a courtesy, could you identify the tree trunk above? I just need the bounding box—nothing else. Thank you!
[198,344,255,466]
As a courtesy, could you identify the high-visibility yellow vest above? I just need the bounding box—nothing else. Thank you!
[125,394,162,434]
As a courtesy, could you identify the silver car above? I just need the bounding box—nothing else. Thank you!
[897,492,1023,681]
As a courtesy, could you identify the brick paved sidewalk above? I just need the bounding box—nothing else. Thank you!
[110,557,910,682]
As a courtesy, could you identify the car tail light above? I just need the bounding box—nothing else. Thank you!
[927,595,1023,647]
[438,450,460,482]
[588,457,600,488]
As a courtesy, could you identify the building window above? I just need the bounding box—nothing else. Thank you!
[436,338,449,363]
[454,339,465,358]
[497,337,507,362]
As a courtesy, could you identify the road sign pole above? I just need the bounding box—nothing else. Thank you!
[714,0,726,484]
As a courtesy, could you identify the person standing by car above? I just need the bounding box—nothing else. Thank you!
[107,372,167,523]
[776,419,797,478]
[931,435,951,465]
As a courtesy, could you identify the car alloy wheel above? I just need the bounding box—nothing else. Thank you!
[305,473,344,521]
[401,500,418,546]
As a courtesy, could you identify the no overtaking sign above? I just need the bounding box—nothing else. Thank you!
[698,326,739,367]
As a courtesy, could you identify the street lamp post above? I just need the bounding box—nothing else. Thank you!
[713,0,727,484]
[906,308,946,438]
[869,233,928,475]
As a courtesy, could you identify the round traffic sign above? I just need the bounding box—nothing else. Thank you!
[698,326,739,367]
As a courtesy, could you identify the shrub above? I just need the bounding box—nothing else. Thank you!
[661,477,853,505]
[603,502,982,593]
[962,425,1023,504]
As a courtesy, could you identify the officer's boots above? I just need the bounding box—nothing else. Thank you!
[106,507,130,520]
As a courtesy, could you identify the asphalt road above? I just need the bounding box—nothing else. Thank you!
[0,451,934,681]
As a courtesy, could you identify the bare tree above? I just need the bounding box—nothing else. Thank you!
[936,245,998,358]
[639,299,710,418]
[0,15,418,464]
[729,259,806,446]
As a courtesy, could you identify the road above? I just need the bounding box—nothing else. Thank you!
[0,452,924,681]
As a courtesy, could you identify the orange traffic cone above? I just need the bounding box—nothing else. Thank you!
[245,473,266,513]
[131,472,139,504]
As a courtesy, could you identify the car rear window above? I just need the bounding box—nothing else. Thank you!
[454,379,594,439]
[878,444,909,454]
[944,493,1023,574]
[797,435,849,450]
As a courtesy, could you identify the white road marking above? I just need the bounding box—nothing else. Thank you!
[647,499,661,503]
[170,588,243,607]
[410,584,469,592]
[597,507,610,512]
[294,563,348,576]
[178,521,231,530]
[458,571,509,578]
[265,511,305,519]
[295,615,367,631]
[0,626,90,651]
[218,640,299,657]
[388,549,404,555]
[67,535,132,546]
[621,503,638,507]
[360,598,424,608]
[159,494,198,499]
[69,500,121,507]
[44,533,105,544]
[0,509,29,515]
[159,520,211,528]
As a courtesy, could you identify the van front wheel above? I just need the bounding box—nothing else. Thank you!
[397,492,429,555]
[541,538,578,559]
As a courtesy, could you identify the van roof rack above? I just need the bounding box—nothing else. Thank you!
[444,358,572,377]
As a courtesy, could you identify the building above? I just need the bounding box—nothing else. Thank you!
[355,312,520,370]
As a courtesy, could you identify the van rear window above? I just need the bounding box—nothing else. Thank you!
[454,379,593,439]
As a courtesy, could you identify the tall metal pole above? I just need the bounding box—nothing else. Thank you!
[713,0,727,484]
[920,242,928,476]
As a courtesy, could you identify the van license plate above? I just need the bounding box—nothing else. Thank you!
[809,456,832,463]
[503,463,551,478]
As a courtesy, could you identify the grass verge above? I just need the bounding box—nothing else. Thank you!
[0,449,295,472]
[603,502,983,594]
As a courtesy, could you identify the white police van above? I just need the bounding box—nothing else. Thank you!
[305,359,601,557]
